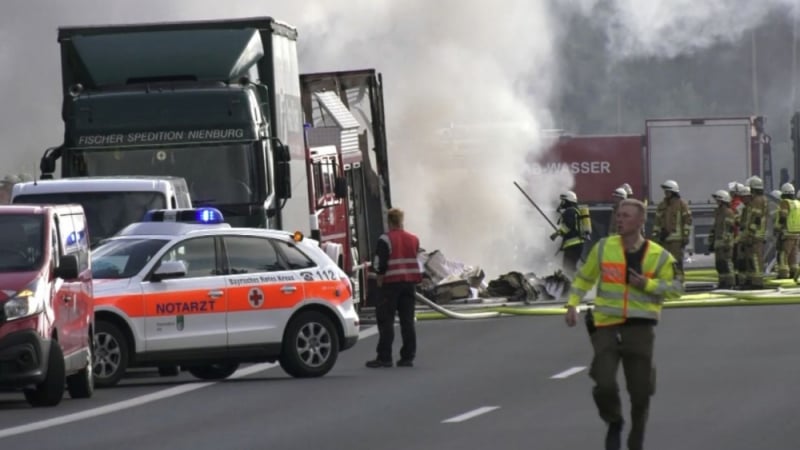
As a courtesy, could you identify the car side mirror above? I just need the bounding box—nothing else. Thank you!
[54,254,80,280]
[152,260,188,281]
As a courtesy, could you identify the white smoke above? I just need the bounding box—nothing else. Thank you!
[0,0,567,277]
[567,0,796,60]
[4,0,794,277]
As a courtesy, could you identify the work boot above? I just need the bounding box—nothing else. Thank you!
[365,359,392,368]
[605,420,623,450]
[396,359,414,367]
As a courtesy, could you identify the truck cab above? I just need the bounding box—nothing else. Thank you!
[12,176,192,247]
[39,17,308,232]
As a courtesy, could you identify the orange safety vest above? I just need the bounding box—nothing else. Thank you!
[382,229,423,284]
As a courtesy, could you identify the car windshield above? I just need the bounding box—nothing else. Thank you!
[66,143,258,205]
[14,192,166,248]
[91,237,168,279]
[0,214,44,271]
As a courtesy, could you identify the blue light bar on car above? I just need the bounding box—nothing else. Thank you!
[142,207,225,224]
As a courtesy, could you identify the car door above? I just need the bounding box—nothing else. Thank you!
[52,211,83,356]
[141,236,227,352]
[222,235,305,346]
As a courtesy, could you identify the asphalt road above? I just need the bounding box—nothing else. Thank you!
[1,304,799,449]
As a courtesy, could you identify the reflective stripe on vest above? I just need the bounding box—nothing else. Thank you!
[383,229,423,284]
[787,200,800,234]
[592,236,673,325]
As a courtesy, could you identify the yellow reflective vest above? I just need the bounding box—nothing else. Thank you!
[567,235,683,326]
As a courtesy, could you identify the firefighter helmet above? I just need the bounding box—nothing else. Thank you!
[727,181,739,192]
[620,183,633,196]
[612,188,627,199]
[770,190,782,200]
[661,179,680,193]
[712,190,731,203]
[739,185,752,196]
[781,182,796,196]
[747,176,764,190]
[560,191,578,203]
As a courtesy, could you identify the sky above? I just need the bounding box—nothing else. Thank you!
[0,0,796,276]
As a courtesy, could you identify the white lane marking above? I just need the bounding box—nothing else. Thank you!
[442,406,500,423]
[551,366,586,379]
[0,326,379,440]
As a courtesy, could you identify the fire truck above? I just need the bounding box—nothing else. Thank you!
[299,69,392,305]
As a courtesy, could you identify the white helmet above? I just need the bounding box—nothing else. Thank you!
[771,190,783,200]
[727,181,740,192]
[560,190,578,203]
[712,190,731,203]
[661,179,679,193]
[612,187,627,199]
[747,175,764,190]
[620,183,633,196]
[781,182,796,196]
[739,185,752,196]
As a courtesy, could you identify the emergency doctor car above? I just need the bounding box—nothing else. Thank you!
[89,208,360,387]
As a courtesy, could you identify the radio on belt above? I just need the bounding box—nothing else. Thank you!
[142,207,225,224]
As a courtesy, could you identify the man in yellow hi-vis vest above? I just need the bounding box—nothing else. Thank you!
[565,198,683,450]
[774,182,800,279]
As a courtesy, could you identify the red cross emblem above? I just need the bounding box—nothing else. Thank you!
[248,288,264,308]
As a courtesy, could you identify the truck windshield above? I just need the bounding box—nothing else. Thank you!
[14,192,166,248]
[91,237,169,279]
[0,214,44,271]
[67,143,258,206]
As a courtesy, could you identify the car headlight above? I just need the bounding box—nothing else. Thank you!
[4,279,46,321]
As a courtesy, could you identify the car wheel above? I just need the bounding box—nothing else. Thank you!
[158,365,181,377]
[24,342,65,407]
[188,363,239,380]
[66,336,94,399]
[279,311,339,378]
[93,321,129,388]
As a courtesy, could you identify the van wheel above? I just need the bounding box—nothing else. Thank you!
[188,363,239,380]
[66,339,94,399]
[93,321,129,388]
[279,311,339,378]
[24,342,65,407]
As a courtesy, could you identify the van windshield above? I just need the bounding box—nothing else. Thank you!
[0,214,44,271]
[14,192,166,247]
[92,237,169,279]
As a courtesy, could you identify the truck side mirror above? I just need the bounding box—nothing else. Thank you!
[274,141,292,200]
[334,176,347,199]
[40,146,61,177]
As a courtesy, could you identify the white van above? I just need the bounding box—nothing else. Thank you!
[11,176,192,247]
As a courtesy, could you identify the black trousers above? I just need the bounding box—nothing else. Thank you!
[562,244,583,277]
[375,282,417,362]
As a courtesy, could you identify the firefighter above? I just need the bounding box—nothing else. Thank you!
[707,190,736,289]
[774,183,800,279]
[607,187,627,236]
[743,176,768,288]
[733,185,752,288]
[651,179,692,281]
[550,190,591,277]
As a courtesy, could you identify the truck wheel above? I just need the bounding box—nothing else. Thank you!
[66,337,94,399]
[93,321,129,388]
[279,311,339,378]
[24,342,65,407]
[188,363,239,380]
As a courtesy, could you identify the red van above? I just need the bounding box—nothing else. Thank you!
[0,205,94,406]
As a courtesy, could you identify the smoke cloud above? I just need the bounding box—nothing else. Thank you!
[3,0,797,277]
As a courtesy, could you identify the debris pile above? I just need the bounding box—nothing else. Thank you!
[418,249,571,304]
